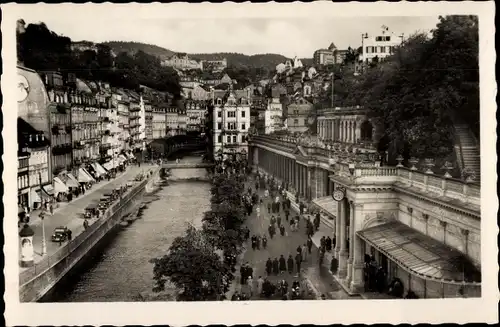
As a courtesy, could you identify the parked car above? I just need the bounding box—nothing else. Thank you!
[51,227,68,242]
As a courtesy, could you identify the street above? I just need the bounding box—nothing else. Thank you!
[20,164,156,267]
[231,177,347,300]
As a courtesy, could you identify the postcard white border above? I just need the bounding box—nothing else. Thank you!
[2,1,498,325]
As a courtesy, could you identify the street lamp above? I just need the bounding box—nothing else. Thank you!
[38,172,47,256]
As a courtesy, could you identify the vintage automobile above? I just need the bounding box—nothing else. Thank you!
[51,226,68,242]
[84,203,100,219]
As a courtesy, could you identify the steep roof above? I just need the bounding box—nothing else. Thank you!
[328,42,337,50]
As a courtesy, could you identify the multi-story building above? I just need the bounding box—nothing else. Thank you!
[166,106,179,137]
[264,97,284,134]
[152,106,167,139]
[70,80,101,172]
[127,91,142,151]
[161,53,203,71]
[212,88,251,157]
[185,100,207,133]
[286,97,313,134]
[177,107,187,135]
[40,71,74,175]
[144,99,154,143]
[116,90,131,153]
[17,121,31,208]
[203,58,228,73]
[360,27,403,63]
[18,118,51,210]
[313,43,337,66]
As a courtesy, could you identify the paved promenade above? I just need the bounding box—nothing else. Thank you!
[19,164,156,269]
[229,176,349,300]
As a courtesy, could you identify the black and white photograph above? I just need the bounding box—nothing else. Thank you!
[2,2,497,326]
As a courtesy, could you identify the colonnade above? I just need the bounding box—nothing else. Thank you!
[253,146,365,293]
[318,118,365,143]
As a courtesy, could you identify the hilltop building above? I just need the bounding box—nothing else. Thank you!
[161,53,203,71]
[360,27,404,63]
[313,42,348,66]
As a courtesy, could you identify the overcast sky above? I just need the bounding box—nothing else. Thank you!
[17,4,440,58]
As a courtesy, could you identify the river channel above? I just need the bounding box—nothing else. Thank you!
[49,157,210,302]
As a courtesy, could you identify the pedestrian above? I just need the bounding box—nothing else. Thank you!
[266,258,273,275]
[314,212,321,231]
[247,276,254,297]
[256,235,261,250]
[277,215,282,227]
[240,264,247,284]
[319,236,326,251]
[285,209,290,221]
[287,255,294,274]
[267,202,271,214]
[276,200,281,212]
[83,219,89,230]
[295,252,302,276]
[299,202,305,215]
[268,224,275,239]
[49,204,54,216]
[257,276,264,296]
[301,243,307,261]
[264,189,269,198]
[326,236,332,252]
[307,237,313,254]
[279,255,287,274]
[279,224,285,236]
[273,258,279,275]
[67,229,72,241]
[262,236,267,249]
[251,236,257,250]
[296,245,302,256]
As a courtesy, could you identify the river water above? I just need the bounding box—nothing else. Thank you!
[50,157,210,302]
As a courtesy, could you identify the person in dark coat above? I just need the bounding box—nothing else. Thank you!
[285,209,290,221]
[279,224,285,236]
[272,258,279,275]
[295,252,302,275]
[287,255,294,274]
[279,255,287,274]
[296,245,302,256]
[314,212,321,231]
[240,265,247,284]
[251,236,256,250]
[326,236,332,252]
[299,202,305,215]
[262,236,268,249]
[247,264,254,280]
[66,229,72,241]
[320,236,326,252]
[307,237,313,254]
[277,215,282,227]
[268,224,275,239]
[266,258,273,275]
[267,202,271,213]
[256,235,261,250]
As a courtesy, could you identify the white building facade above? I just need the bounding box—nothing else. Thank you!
[212,89,251,157]
[264,97,283,134]
[360,28,403,63]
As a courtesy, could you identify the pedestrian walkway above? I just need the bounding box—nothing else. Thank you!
[228,177,346,300]
[19,164,156,268]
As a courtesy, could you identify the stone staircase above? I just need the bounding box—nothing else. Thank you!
[454,124,480,180]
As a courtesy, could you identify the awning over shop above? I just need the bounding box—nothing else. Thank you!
[357,220,481,284]
[103,161,114,171]
[78,168,95,183]
[312,196,338,219]
[53,177,69,194]
[94,162,108,175]
[66,173,80,188]
[42,184,55,196]
[119,154,127,162]
[30,187,41,203]
[90,163,102,178]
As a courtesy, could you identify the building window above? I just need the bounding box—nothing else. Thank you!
[233,135,237,143]
[227,135,231,143]
[217,123,222,130]
[227,111,236,118]
[241,111,246,118]
[218,111,222,118]
[218,135,222,143]
[242,123,246,130]
[294,119,299,125]
[385,36,391,41]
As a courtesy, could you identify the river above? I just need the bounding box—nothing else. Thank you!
[49,157,211,302]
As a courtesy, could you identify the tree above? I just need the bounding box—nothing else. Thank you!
[347,15,478,160]
[150,226,224,301]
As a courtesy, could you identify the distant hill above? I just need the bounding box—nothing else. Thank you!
[101,41,312,71]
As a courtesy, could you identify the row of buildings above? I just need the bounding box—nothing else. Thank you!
[17,65,201,210]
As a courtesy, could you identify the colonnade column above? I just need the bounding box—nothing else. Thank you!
[350,203,365,293]
[334,198,342,259]
[346,201,355,284]
[338,198,349,278]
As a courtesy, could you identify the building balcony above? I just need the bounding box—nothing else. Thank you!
[129,115,140,120]
[129,106,141,112]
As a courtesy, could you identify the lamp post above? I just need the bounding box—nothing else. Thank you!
[38,172,47,257]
